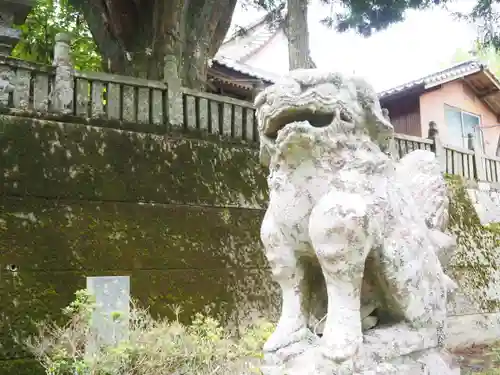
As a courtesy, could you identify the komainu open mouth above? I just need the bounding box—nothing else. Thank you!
[264,107,353,140]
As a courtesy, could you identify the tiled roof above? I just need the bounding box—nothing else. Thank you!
[211,56,282,83]
[378,60,486,98]
[217,14,282,63]
[213,10,284,83]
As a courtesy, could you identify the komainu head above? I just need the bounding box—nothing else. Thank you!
[254,69,394,167]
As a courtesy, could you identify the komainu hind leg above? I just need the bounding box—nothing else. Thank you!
[260,213,315,353]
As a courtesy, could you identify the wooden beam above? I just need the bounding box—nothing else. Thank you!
[478,88,499,99]
[461,78,480,95]
[461,77,500,117]
[483,69,500,90]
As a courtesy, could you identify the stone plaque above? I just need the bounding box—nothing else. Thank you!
[86,275,130,352]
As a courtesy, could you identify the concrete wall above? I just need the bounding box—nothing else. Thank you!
[0,114,278,374]
[419,81,500,155]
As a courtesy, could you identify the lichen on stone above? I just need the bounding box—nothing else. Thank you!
[445,174,500,312]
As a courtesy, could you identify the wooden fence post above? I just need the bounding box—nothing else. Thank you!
[51,32,74,114]
[164,55,183,128]
[468,132,486,181]
[427,121,446,173]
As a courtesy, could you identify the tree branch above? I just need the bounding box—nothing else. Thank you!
[70,0,127,73]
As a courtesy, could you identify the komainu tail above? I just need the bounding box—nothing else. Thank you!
[395,150,458,291]
[396,150,449,231]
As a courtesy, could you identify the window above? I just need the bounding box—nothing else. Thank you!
[444,105,484,151]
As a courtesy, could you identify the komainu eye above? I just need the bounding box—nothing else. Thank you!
[340,109,352,122]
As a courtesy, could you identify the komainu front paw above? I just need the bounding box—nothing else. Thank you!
[319,333,363,363]
[264,325,316,353]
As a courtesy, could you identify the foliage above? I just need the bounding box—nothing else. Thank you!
[451,43,500,77]
[12,0,101,71]
[453,2,500,52]
[316,0,444,36]
[25,289,274,375]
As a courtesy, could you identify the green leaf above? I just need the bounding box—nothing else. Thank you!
[12,0,101,71]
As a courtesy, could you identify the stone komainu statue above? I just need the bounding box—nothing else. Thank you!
[255,70,460,375]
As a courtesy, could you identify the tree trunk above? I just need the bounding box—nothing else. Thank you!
[285,0,316,70]
[71,0,237,89]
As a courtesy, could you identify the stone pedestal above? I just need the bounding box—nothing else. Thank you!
[0,0,34,56]
[262,324,460,375]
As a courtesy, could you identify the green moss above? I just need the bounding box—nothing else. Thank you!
[0,358,44,375]
[445,174,500,311]
[0,115,267,207]
[0,196,269,359]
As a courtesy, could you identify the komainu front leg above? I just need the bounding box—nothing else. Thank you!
[261,213,314,353]
[309,191,377,363]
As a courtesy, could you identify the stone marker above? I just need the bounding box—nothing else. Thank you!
[86,276,130,353]
[254,70,460,374]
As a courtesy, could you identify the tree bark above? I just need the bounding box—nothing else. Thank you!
[285,0,316,70]
[71,0,237,89]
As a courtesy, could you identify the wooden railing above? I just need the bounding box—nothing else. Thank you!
[393,133,433,158]
[443,145,476,181]
[0,34,258,139]
[73,70,168,124]
[181,88,258,142]
[0,57,54,111]
[1,33,500,183]
[483,155,500,183]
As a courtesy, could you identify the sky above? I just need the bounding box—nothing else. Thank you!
[229,1,479,92]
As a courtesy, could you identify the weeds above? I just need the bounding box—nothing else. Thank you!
[24,289,274,375]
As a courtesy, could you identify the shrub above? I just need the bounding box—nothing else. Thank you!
[25,289,274,375]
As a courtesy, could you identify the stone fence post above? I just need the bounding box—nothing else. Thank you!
[51,32,73,114]
[468,132,487,181]
[164,55,183,128]
[427,121,446,173]
[381,108,399,160]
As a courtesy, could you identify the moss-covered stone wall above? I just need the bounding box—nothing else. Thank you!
[445,175,500,315]
[0,115,277,374]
